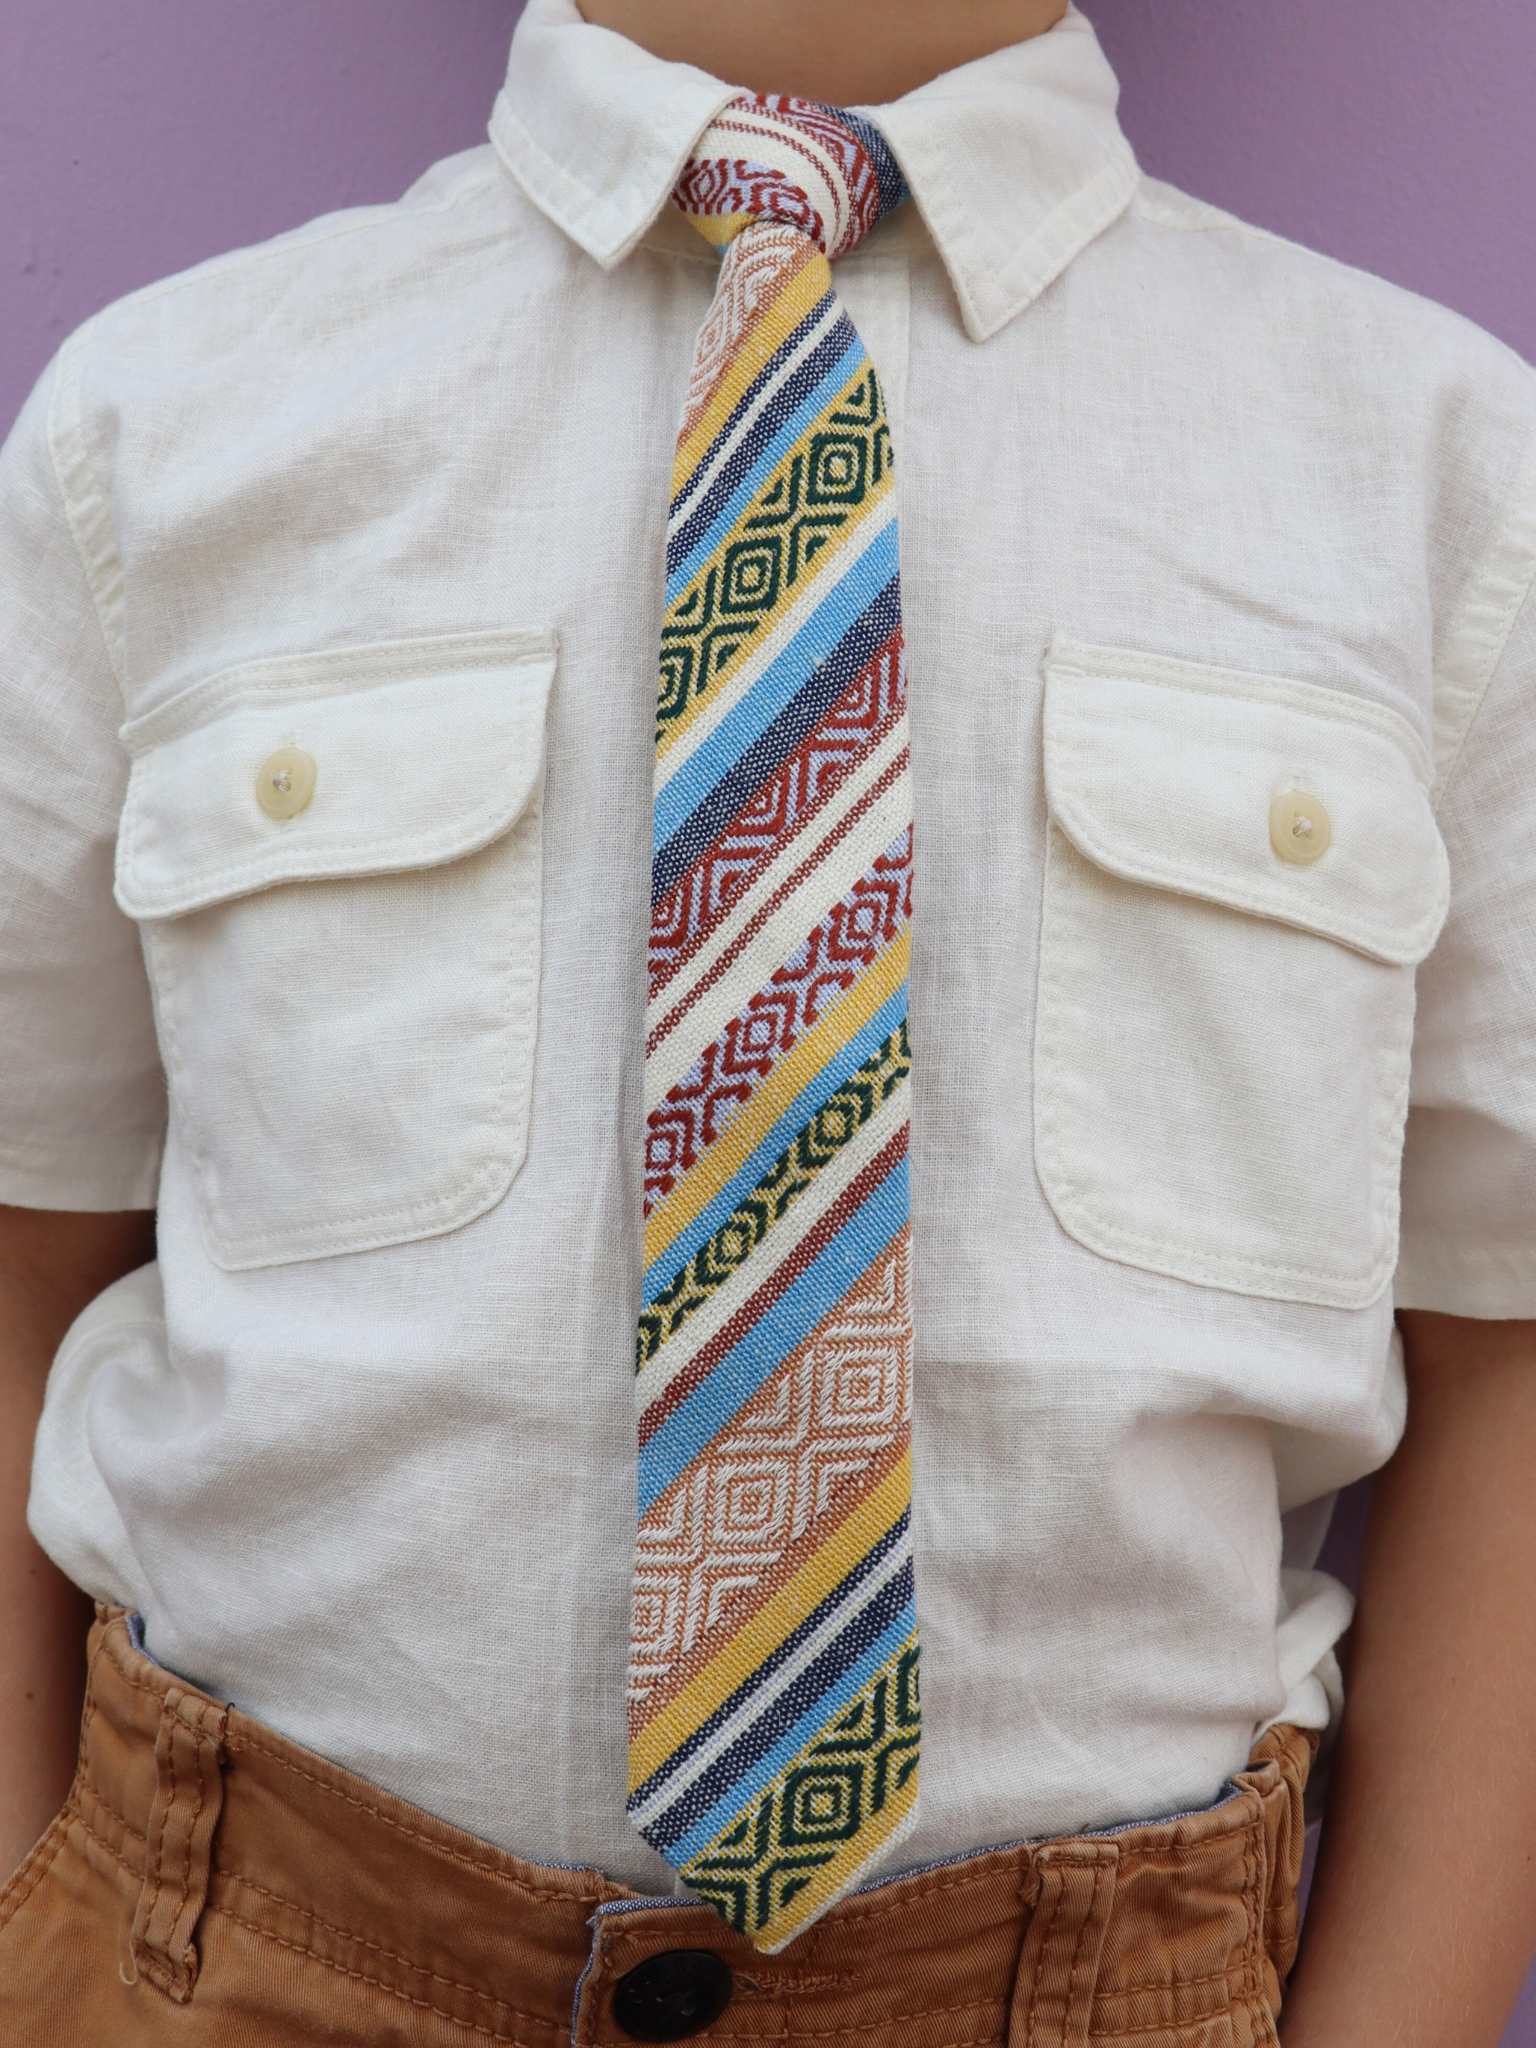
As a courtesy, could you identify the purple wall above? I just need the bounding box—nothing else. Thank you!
[2,0,518,432]
[5,0,1535,431]
[1091,0,1536,367]
[3,0,1536,432]
[4,4,1534,2037]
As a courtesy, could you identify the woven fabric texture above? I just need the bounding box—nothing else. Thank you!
[630,94,918,1952]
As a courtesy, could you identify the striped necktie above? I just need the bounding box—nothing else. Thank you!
[628,94,919,1954]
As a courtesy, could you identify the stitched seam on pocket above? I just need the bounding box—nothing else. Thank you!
[121,631,557,752]
[214,1869,557,2027]
[115,634,556,927]
[205,805,539,1263]
[0,1807,74,1934]
[1046,642,1433,780]
[148,791,543,1270]
[1032,829,1407,1306]
[221,1728,619,1906]
[1084,2021,1237,2043]
[122,811,532,919]
[1046,726,1444,966]
[204,1156,517,1266]
[1042,653,1447,967]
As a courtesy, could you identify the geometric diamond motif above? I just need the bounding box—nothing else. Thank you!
[629,1233,913,1716]
[680,1644,921,1940]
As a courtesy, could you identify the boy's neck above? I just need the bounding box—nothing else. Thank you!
[575,0,1071,106]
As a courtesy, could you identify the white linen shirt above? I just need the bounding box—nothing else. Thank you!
[8,0,1536,1888]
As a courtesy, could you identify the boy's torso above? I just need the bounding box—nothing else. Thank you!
[16,0,1536,1889]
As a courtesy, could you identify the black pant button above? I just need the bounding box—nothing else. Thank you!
[612,1949,734,2042]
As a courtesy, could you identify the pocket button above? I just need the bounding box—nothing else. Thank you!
[1270,790,1331,865]
[256,747,318,821]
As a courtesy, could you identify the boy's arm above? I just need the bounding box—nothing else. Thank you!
[0,1204,155,1884]
[1280,1311,1536,2047]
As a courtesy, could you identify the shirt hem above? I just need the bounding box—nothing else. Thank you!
[1394,1243,1536,1320]
[0,1142,162,1215]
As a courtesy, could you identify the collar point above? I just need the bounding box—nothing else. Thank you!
[948,147,1141,345]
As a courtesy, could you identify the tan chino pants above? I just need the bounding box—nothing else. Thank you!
[0,1610,1316,2046]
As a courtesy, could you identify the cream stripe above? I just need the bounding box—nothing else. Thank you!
[673,249,830,496]
[701,112,852,248]
[629,1451,914,1787]
[644,763,913,1112]
[648,716,910,1042]
[657,475,895,771]
[626,1522,914,1825]
[643,928,910,1272]
[668,295,844,536]
[637,1082,909,1408]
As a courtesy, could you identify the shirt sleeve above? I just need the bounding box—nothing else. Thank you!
[1397,561,1536,1318]
[0,355,165,1209]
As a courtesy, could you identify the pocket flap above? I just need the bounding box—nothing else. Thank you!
[1043,640,1449,966]
[116,629,557,919]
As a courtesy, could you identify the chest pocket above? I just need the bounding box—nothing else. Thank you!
[1033,640,1450,1310]
[115,629,555,1270]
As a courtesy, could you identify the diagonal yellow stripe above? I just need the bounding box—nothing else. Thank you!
[725,1654,919,1952]
[628,1450,912,1790]
[684,212,753,251]
[672,255,832,496]
[768,1775,918,1944]
[656,460,893,768]
[643,927,910,1274]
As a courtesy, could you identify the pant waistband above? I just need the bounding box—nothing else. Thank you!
[51,1610,1315,2046]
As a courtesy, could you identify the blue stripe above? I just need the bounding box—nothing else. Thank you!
[834,109,911,221]
[667,291,830,526]
[666,305,853,586]
[642,1569,917,1865]
[651,575,901,903]
[651,573,902,903]
[653,534,900,858]
[639,1155,909,1514]
[627,1508,911,1813]
[666,319,860,596]
[642,984,909,1309]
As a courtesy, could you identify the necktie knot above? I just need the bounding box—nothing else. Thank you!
[673,92,908,258]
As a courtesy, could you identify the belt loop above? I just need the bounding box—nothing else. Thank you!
[129,1684,230,2003]
[1008,1841,1119,2048]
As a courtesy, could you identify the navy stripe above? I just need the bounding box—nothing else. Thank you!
[650,575,902,910]
[838,110,910,221]
[668,293,831,524]
[627,1508,911,1814]
[667,309,856,578]
[636,1553,915,1852]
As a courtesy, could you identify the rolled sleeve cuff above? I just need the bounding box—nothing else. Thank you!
[0,1130,163,1214]
[1394,1239,1536,1320]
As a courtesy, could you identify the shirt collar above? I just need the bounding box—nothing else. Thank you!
[489,0,1139,342]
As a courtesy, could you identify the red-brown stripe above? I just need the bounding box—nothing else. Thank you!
[637,1122,910,1451]
[646,744,911,1062]
[629,1419,911,1738]
[649,634,904,1004]
[676,230,819,445]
